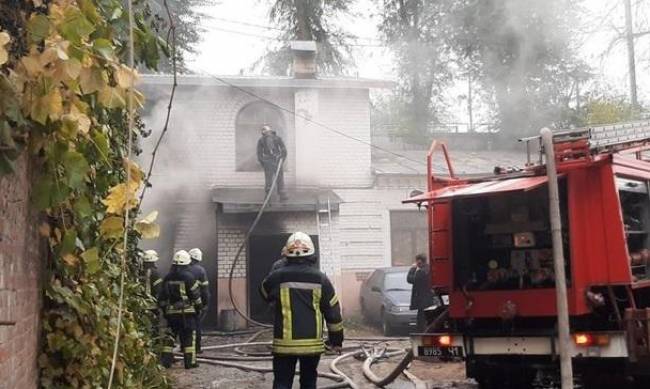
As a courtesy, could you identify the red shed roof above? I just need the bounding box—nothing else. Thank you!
[404,175,549,203]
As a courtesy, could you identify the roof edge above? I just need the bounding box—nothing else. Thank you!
[140,74,395,89]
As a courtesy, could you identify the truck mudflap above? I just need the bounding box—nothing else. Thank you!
[411,332,629,359]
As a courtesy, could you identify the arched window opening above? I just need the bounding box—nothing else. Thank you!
[235,102,286,171]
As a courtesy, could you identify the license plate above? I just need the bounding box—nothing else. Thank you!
[418,346,464,358]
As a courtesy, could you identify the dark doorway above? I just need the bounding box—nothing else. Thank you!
[248,234,319,323]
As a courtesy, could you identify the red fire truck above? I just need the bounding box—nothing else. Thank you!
[406,122,650,388]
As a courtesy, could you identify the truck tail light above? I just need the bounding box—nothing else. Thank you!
[437,335,452,346]
[574,333,609,347]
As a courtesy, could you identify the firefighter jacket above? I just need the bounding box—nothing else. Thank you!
[143,263,162,309]
[189,261,210,309]
[257,133,287,164]
[260,261,344,355]
[158,265,203,316]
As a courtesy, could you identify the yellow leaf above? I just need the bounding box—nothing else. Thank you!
[123,158,143,184]
[98,86,125,108]
[30,89,63,124]
[101,182,139,214]
[62,254,79,266]
[62,110,91,136]
[21,54,42,77]
[99,216,124,239]
[39,47,59,67]
[0,31,10,66]
[114,64,139,89]
[79,66,106,94]
[135,211,160,239]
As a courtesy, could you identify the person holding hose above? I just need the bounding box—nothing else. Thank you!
[260,232,344,389]
[257,125,288,200]
[159,250,203,369]
[188,248,209,354]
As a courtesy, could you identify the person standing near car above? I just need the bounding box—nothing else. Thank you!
[407,253,434,332]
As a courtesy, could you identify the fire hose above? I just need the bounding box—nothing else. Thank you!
[360,344,413,387]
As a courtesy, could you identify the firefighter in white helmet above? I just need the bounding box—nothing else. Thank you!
[188,248,209,353]
[159,250,202,369]
[260,232,344,389]
[142,250,163,335]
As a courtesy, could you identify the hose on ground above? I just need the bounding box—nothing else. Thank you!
[362,348,414,387]
[194,357,343,382]
[329,351,362,389]
[226,158,285,328]
[234,329,272,355]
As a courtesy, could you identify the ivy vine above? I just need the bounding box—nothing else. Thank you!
[0,0,170,387]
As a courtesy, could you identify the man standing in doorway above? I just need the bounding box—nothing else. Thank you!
[407,253,434,332]
[257,125,288,200]
[261,232,344,389]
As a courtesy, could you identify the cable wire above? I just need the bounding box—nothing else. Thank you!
[107,0,136,386]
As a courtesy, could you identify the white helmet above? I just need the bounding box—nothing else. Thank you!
[143,250,159,263]
[172,250,191,266]
[284,232,315,258]
[189,248,203,262]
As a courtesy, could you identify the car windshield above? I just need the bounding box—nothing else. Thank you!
[384,272,411,291]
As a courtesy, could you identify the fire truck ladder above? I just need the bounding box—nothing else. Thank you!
[521,120,650,164]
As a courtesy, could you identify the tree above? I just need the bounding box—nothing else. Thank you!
[447,0,590,138]
[378,0,453,144]
[260,0,352,76]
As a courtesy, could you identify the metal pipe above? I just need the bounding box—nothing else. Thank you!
[541,127,574,389]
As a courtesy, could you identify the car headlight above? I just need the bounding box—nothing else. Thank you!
[390,305,410,313]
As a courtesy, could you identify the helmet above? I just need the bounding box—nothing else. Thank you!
[284,232,315,258]
[261,125,271,134]
[189,248,203,262]
[143,250,159,263]
[172,250,191,266]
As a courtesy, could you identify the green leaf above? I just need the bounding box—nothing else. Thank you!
[93,39,114,60]
[73,195,92,219]
[59,8,95,43]
[60,230,77,256]
[32,177,54,209]
[27,14,51,44]
[92,130,109,160]
[62,150,89,189]
[81,247,100,275]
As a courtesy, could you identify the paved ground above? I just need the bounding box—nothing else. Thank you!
[169,321,477,389]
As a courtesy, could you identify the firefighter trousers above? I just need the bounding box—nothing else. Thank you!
[263,161,285,195]
[272,354,321,389]
[195,310,206,354]
[161,314,197,369]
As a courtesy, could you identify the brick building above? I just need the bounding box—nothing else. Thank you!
[0,155,44,389]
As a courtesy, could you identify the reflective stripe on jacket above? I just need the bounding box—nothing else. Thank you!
[158,266,202,316]
[260,261,344,355]
[189,261,210,308]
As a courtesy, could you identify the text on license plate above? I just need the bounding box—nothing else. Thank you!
[418,346,464,357]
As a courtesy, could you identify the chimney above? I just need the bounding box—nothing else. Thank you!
[290,40,317,79]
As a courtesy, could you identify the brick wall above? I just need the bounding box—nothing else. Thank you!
[0,155,43,389]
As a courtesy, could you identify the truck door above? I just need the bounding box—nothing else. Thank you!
[430,202,452,291]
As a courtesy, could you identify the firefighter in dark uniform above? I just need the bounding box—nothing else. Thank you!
[142,250,163,335]
[257,125,288,200]
[159,250,203,369]
[188,248,209,354]
[261,232,344,389]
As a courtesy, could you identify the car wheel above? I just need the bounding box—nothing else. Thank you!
[381,309,393,336]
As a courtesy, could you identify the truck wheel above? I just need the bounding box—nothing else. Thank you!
[381,310,393,336]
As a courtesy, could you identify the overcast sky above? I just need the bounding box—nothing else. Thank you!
[186,0,649,123]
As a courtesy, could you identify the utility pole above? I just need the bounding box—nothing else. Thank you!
[541,128,574,389]
[624,0,639,108]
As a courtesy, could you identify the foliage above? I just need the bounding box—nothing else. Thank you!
[578,95,641,126]
[260,0,352,76]
[447,0,590,138]
[0,0,168,387]
[378,0,453,144]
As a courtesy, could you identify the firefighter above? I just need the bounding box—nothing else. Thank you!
[260,232,344,389]
[257,125,288,200]
[188,247,209,354]
[159,250,203,369]
[407,253,434,332]
[142,250,163,335]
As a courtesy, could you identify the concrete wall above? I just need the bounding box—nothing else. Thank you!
[0,155,43,389]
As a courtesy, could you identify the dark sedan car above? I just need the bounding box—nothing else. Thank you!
[359,267,416,335]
